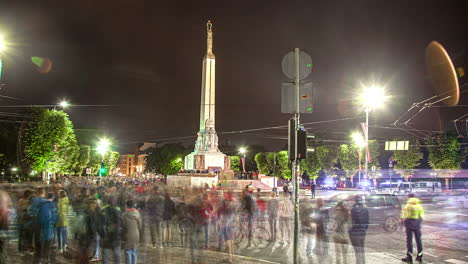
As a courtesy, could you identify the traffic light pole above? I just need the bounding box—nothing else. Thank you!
[292,48,300,264]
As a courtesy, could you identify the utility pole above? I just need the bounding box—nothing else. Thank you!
[281,48,313,264]
[292,47,300,264]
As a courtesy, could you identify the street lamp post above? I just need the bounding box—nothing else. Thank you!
[358,85,386,180]
[97,138,111,176]
[352,132,366,185]
[239,147,247,176]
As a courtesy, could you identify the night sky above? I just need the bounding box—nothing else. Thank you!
[0,1,467,151]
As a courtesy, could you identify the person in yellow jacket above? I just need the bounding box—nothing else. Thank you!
[401,195,424,263]
[56,190,70,253]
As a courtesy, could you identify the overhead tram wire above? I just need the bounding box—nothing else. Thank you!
[122,116,365,144]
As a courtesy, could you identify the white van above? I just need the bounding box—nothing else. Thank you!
[412,181,442,193]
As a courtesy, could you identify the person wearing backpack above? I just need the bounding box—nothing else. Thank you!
[100,197,122,264]
[37,192,58,264]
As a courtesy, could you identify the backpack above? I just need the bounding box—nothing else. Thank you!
[71,213,88,235]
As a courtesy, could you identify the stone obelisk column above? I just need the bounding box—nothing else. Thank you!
[185,21,225,171]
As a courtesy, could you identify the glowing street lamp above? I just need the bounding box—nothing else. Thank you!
[97,138,111,176]
[59,100,70,108]
[357,84,387,180]
[239,147,247,173]
[97,138,111,157]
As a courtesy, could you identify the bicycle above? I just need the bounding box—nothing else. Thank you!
[232,213,270,249]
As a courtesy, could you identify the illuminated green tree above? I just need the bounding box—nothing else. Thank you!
[104,151,120,175]
[230,156,241,172]
[427,135,463,169]
[392,139,423,181]
[146,143,187,174]
[23,109,79,174]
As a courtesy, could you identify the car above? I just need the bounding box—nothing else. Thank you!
[326,193,402,233]
[320,183,337,190]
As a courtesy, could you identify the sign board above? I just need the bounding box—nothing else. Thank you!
[385,141,409,151]
[86,168,91,175]
[281,82,314,114]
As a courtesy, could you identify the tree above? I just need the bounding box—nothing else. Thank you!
[276,151,291,179]
[230,156,241,172]
[315,145,338,175]
[392,139,423,181]
[301,150,321,179]
[254,152,269,174]
[265,152,278,176]
[367,140,381,186]
[337,143,361,186]
[23,109,79,174]
[145,143,187,175]
[427,135,463,170]
[76,145,91,175]
[104,151,120,175]
[88,148,102,176]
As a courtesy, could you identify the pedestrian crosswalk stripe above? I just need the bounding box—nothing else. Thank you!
[445,259,468,264]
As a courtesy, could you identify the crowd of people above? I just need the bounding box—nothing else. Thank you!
[0,176,424,264]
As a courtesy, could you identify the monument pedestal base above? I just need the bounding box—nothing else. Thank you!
[184,151,225,171]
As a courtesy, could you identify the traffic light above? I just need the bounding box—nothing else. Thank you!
[288,118,307,161]
[99,162,107,176]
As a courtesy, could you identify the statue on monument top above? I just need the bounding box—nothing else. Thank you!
[206,20,214,59]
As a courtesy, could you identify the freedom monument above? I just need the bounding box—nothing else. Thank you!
[184,20,228,173]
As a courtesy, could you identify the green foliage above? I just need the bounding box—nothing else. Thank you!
[145,143,187,175]
[103,151,120,174]
[301,150,321,179]
[254,152,269,174]
[23,109,79,174]
[337,143,361,178]
[276,151,291,179]
[230,156,241,172]
[367,140,381,179]
[265,152,278,175]
[427,135,463,169]
[88,148,102,176]
[315,145,338,174]
[76,145,91,175]
[392,139,423,179]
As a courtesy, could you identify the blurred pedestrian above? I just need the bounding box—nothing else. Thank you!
[401,197,424,263]
[349,196,369,264]
[278,192,292,244]
[242,190,257,248]
[101,197,122,264]
[146,187,164,248]
[218,194,235,263]
[333,202,350,264]
[37,192,58,264]
[122,200,142,264]
[163,192,176,246]
[57,190,70,253]
[17,189,34,255]
[314,198,329,259]
[267,192,279,242]
[28,187,47,264]
[310,182,316,199]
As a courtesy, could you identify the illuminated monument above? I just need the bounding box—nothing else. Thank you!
[184,21,227,171]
